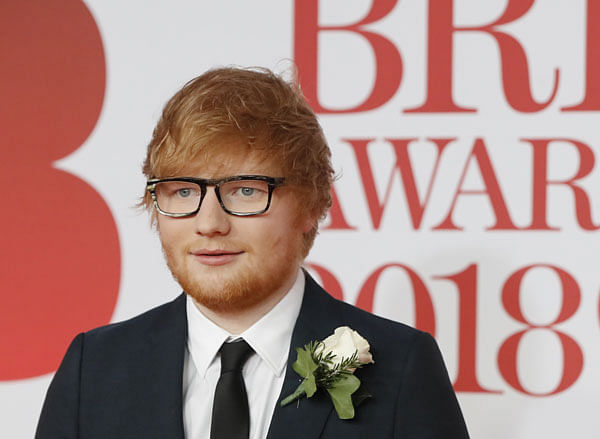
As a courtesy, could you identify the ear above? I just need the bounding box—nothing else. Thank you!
[299,210,318,234]
[301,216,315,234]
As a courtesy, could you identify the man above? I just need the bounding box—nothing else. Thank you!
[36,67,469,438]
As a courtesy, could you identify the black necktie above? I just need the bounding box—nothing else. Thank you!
[210,339,254,439]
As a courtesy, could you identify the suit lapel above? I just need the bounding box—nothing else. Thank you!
[266,272,344,439]
[136,293,187,438]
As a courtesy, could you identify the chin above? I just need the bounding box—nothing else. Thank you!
[172,257,298,313]
[162,236,304,314]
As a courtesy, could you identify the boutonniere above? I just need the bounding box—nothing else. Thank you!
[280,326,374,419]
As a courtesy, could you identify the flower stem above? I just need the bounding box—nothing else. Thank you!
[280,386,307,406]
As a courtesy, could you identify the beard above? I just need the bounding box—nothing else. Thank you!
[161,236,303,314]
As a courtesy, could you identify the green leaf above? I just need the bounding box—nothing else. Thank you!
[292,346,318,397]
[352,384,372,407]
[326,374,361,419]
[281,346,321,407]
[292,346,318,377]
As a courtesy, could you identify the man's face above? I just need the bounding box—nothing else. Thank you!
[156,143,313,313]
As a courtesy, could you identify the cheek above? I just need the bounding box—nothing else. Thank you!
[246,219,293,253]
[271,221,305,252]
[157,219,185,251]
[252,224,283,250]
[157,219,170,244]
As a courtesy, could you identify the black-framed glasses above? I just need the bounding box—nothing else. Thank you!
[146,175,285,217]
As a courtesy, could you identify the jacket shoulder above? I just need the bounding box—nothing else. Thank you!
[85,293,185,338]
[304,272,424,346]
[75,293,187,364]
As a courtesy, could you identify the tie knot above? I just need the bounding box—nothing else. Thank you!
[219,340,253,373]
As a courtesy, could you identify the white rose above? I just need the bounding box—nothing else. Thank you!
[319,326,374,370]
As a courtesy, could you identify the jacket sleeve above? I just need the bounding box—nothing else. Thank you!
[35,333,84,439]
[394,332,470,439]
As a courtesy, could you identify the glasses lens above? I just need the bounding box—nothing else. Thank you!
[219,179,270,214]
[154,181,202,215]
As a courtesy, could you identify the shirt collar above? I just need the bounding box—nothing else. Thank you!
[186,269,305,378]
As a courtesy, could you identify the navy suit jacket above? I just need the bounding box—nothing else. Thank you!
[36,273,469,438]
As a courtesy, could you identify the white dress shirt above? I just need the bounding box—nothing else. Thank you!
[182,270,305,439]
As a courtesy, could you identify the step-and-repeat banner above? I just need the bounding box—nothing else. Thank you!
[2,0,599,437]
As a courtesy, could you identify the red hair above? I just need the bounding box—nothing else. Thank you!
[141,66,334,254]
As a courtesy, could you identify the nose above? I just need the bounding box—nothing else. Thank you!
[194,188,231,236]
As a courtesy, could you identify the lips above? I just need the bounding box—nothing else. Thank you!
[190,249,244,266]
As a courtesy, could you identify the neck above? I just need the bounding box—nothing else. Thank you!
[192,270,299,334]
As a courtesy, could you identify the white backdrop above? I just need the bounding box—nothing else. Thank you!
[2,0,599,437]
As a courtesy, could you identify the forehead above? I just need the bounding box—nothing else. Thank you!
[181,138,284,178]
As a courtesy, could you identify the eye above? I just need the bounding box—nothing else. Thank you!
[239,187,255,196]
[177,188,193,198]
[163,183,200,199]
[220,180,269,201]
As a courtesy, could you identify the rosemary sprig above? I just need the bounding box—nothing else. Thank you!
[310,341,363,388]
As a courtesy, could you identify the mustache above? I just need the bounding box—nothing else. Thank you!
[184,241,246,253]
